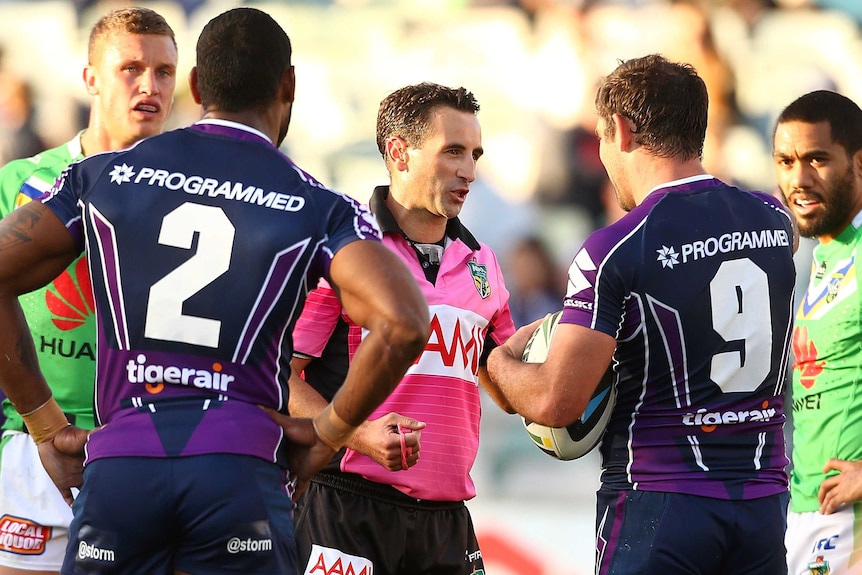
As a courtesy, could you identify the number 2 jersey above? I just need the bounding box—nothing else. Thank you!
[562,175,795,500]
[39,120,381,465]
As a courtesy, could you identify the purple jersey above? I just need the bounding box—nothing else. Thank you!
[40,120,380,466]
[563,176,794,500]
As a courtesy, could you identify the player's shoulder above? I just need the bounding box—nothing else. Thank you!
[584,208,647,256]
[847,210,862,244]
[734,186,790,214]
[0,140,79,213]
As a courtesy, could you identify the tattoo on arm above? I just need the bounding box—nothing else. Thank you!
[15,325,39,373]
[0,205,40,252]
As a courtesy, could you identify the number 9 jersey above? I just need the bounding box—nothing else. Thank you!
[39,120,382,465]
[562,175,795,500]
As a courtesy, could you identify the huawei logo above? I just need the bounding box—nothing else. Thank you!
[46,257,94,331]
[792,326,825,390]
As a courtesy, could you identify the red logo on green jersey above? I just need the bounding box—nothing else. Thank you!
[46,257,94,330]
[792,326,825,389]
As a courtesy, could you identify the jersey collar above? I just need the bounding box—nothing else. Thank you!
[192,119,273,146]
[69,131,85,159]
[647,174,716,196]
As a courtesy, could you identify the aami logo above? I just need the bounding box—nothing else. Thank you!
[304,544,372,575]
[0,515,51,555]
[417,313,488,378]
[792,326,825,389]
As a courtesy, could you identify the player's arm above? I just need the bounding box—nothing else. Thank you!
[306,239,428,454]
[288,357,423,471]
[0,201,79,410]
[287,356,327,417]
[487,319,615,427]
[0,201,88,504]
[478,364,515,414]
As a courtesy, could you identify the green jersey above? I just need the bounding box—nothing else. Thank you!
[791,212,862,512]
[0,134,96,432]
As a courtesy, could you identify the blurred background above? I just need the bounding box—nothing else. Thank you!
[0,0,852,571]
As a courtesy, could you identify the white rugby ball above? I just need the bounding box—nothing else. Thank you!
[521,311,616,461]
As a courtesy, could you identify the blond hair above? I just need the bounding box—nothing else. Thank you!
[88,7,176,64]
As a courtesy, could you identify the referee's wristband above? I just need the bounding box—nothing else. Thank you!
[20,397,69,445]
[312,403,357,451]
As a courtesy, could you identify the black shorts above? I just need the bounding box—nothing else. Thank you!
[596,489,789,575]
[62,455,296,575]
[294,472,484,575]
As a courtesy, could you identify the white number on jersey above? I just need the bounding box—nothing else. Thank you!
[145,203,235,347]
[709,258,771,393]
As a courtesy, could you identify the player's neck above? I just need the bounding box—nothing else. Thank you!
[201,109,279,147]
[79,128,103,157]
[633,156,706,206]
[79,128,133,157]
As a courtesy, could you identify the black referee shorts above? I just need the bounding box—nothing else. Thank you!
[295,472,484,575]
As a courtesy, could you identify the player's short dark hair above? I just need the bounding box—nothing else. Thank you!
[88,7,176,64]
[775,90,862,156]
[595,54,707,161]
[195,7,292,113]
[376,82,480,158]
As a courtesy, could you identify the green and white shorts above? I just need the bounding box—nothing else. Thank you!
[0,430,74,571]
[786,504,862,575]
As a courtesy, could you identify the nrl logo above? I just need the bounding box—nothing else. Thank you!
[467,261,490,299]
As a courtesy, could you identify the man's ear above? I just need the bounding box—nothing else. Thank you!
[853,148,862,181]
[83,66,98,96]
[280,66,295,104]
[189,67,202,105]
[385,137,409,172]
[612,113,635,151]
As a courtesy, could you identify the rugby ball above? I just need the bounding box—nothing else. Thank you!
[521,311,616,461]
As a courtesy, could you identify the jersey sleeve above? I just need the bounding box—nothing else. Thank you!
[486,246,517,347]
[292,278,343,359]
[323,192,382,255]
[309,191,383,288]
[39,163,86,252]
[560,235,630,339]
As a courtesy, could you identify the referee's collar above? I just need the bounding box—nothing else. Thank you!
[369,185,480,251]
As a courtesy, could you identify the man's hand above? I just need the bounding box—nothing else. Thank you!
[819,458,862,514]
[261,407,337,499]
[348,413,424,471]
[495,316,545,362]
[36,425,90,506]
